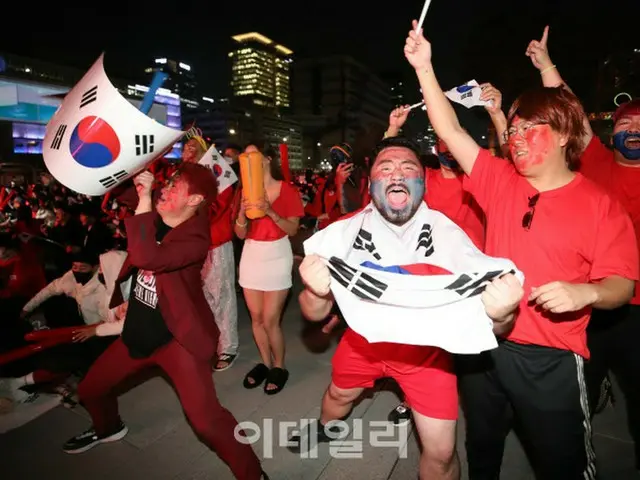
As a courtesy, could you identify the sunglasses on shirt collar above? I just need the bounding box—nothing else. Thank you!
[522,193,540,231]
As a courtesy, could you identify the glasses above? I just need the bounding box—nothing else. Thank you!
[503,121,546,143]
[522,193,540,231]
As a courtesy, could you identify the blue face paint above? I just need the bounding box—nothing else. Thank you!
[370,176,425,226]
[438,153,459,169]
[613,131,640,161]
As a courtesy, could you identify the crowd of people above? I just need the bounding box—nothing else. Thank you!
[0,21,638,480]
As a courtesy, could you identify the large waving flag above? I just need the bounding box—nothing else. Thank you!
[303,202,524,354]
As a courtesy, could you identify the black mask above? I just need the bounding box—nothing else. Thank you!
[98,273,105,285]
[73,271,94,285]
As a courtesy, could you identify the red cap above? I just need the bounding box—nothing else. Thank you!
[613,99,640,124]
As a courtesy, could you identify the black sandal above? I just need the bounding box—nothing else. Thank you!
[264,367,289,395]
[243,363,269,389]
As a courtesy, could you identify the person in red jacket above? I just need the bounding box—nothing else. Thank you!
[527,26,640,471]
[62,163,267,480]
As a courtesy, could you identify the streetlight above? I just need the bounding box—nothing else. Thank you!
[229,128,236,135]
[282,137,288,142]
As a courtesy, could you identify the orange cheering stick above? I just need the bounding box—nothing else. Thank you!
[239,152,266,219]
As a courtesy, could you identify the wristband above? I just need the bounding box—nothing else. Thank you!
[540,64,556,74]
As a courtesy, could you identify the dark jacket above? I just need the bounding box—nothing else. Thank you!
[110,211,219,360]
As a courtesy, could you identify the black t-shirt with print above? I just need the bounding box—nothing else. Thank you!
[121,221,173,358]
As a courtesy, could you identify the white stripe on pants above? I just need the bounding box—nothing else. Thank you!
[202,241,238,356]
[574,353,597,480]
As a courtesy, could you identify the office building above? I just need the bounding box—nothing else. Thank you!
[145,58,198,109]
[184,104,304,170]
[291,55,392,167]
[229,32,293,109]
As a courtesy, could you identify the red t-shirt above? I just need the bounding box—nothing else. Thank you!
[464,149,639,358]
[425,168,485,250]
[580,136,640,305]
[345,263,453,370]
[246,182,305,241]
[209,187,235,249]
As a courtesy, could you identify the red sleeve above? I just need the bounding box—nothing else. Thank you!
[463,149,517,214]
[305,186,324,217]
[590,196,639,282]
[580,136,615,181]
[280,183,305,218]
[209,187,234,225]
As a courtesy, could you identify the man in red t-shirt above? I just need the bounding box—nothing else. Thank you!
[293,136,524,480]
[405,22,638,480]
[526,27,640,469]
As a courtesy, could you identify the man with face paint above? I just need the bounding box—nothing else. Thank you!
[292,136,525,480]
[528,26,640,471]
[383,108,487,425]
[406,21,639,480]
[62,163,267,480]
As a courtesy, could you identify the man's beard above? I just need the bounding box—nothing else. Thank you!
[370,179,424,226]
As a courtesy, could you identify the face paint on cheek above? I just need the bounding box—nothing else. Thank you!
[512,126,553,170]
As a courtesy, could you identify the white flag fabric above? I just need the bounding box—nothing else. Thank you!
[42,54,185,196]
[444,80,489,109]
[198,146,238,194]
[303,202,524,354]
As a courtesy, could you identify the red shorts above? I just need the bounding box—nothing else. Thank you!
[332,329,458,420]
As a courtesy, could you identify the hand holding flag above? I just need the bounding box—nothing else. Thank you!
[299,254,331,297]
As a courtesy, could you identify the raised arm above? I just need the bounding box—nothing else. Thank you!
[480,83,508,149]
[404,20,480,175]
[526,26,593,148]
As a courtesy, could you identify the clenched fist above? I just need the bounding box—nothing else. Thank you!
[481,273,524,322]
[134,171,154,198]
[299,254,331,297]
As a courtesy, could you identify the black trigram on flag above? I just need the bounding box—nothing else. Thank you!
[445,270,512,298]
[50,124,67,150]
[98,169,128,189]
[353,229,382,260]
[416,223,434,257]
[327,257,388,301]
[135,135,155,156]
[99,176,117,189]
[223,171,231,179]
[80,85,98,109]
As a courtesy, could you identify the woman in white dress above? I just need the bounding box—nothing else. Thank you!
[234,142,304,394]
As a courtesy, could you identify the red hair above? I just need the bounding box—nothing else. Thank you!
[507,87,586,170]
[174,162,218,207]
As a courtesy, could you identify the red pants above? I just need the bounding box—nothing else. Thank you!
[78,338,262,480]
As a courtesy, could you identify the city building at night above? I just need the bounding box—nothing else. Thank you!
[229,32,293,109]
[145,58,198,109]
[291,55,392,167]
[184,103,304,170]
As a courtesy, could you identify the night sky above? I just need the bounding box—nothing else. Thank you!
[2,1,638,111]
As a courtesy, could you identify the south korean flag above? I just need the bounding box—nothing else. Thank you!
[304,202,525,354]
[43,54,185,196]
[198,146,238,194]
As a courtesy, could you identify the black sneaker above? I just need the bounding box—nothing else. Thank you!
[63,422,128,454]
[287,419,347,454]
[388,404,411,426]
